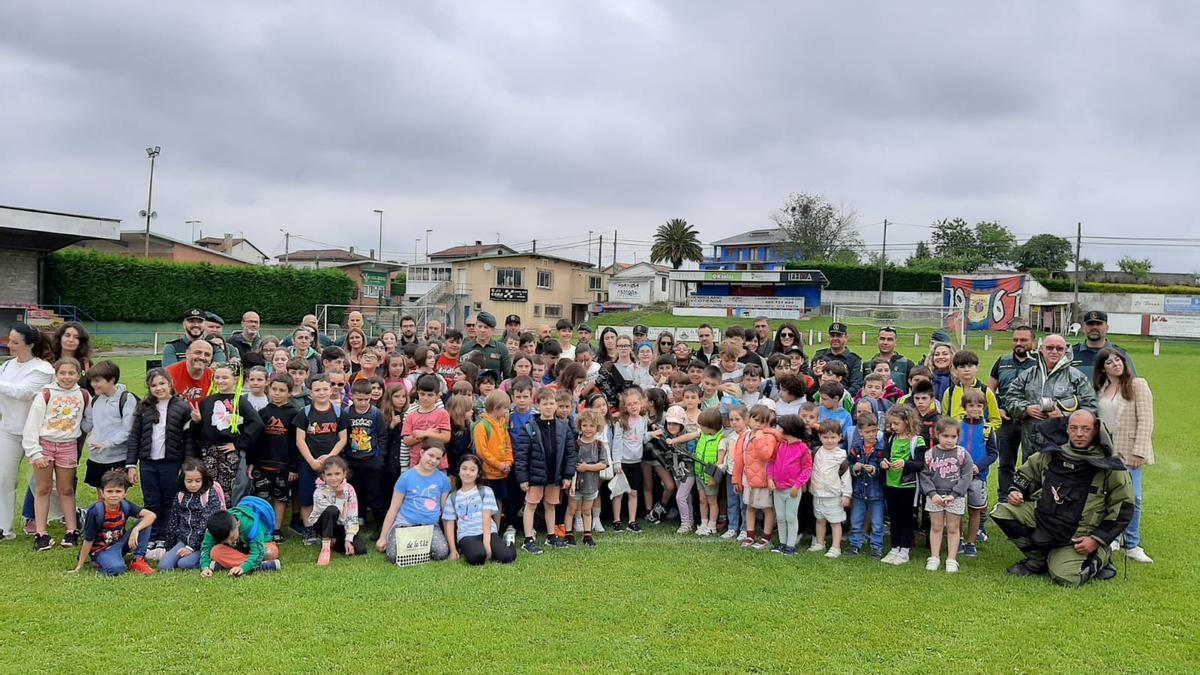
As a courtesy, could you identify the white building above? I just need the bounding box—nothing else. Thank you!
[607,262,687,306]
[194,234,270,265]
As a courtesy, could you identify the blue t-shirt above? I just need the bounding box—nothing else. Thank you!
[442,486,498,540]
[818,406,855,444]
[393,469,451,526]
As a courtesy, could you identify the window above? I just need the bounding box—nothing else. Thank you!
[661,276,667,292]
[544,304,563,319]
[533,304,542,317]
[537,269,553,289]
[588,275,603,291]
[496,267,523,288]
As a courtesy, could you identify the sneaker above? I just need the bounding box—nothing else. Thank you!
[272,530,285,544]
[612,521,626,533]
[303,534,320,546]
[317,546,332,567]
[260,559,282,572]
[665,507,679,521]
[23,519,36,536]
[627,522,643,534]
[770,542,784,554]
[926,556,941,571]
[592,516,604,533]
[720,529,738,540]
[846,546,861,556]
[676,524,693,535]
[807,541,825,553]
[881,548,899,564]
[1006,560,1045,576]
[61,531,79,548]
[1110,539,1121,551]
[945,559,960,574]
[0,530,15,542]
[522,538,543,555]
[825,547,842,559]
[737,530,747,541]
[646,503,666,524]
[583,536,596,548]
[289,521,310,537]
[976,528,988,543]
[130,558,156,575]
[564,534,577,547]
[890,549,911,565]
[1126,546,1154,564]
[34,534,54,552]
[781,545,796,556]
[544,535,562,549]
[740,535,755,548]
[871,549,884,560]
[144,546,166,562]
[963,543,978,558]
[752,537,771,550]
[504,526,516,546]
[696,525,710,536]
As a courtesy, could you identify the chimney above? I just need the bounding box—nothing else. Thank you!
[223,233,233,253]
[369,248,375,260]
[349,246,356,256]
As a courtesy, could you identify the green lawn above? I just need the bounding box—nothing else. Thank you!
[4,351,1198,672]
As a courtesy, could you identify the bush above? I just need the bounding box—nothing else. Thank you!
[785,260,942,292]
[1034,276,1200,296]
[44,250,358,324]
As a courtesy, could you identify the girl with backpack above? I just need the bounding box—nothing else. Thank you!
[23,357,91,551]
[879,406,926,566]
[159,458,226,570]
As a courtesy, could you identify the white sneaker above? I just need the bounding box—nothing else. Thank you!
[807,541,825,553]
[695,525,709,536]
[738,530,747,541]
[592,515,604,533]
[144,546,167,562]
[926,556,940,571]
[1110,539,1121,551]
[880,548,898,564]
[945,559,960,574]
[677,524,693,534]
[1126,546,1154,564]
[503,526,516,547]
[574,514,584,531]
[825,547,841,559]
[720,529,738,540]
[891,549,911,565]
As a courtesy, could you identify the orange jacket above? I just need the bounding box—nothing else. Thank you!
[474,412,513,480]
[735,427,781,490]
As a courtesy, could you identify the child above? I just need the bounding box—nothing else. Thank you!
[880,406,926,565]
[474,370,499,418]
[200,497,283,576]
[127,367,193,554]
[355,349,382,384]
[817,362,855,412]
[774,375,807,416]
[70,469,156,575]
[808,420,852,558]
[197,364,264,501]
[856,372,893,410]
[160,459,226,570]
[269,348,291,376]
[869,359,905,401]
[474,391,517,539]
[694,407,724,535]
[244,366,269,411]
[699,367,723,409]
[444,454,517,564]
[515,388,578,553]
[508,377,536,454]
[308,456,366,566]
[610,387,653,534]
[740,364,764,408]
[716,341,744,383]
[641,388,677,526]
[251,375,299,543]
[24,357,91,550]
[368,375,387,408]
[795,402,822,542]
[85,360,137,510]
[500,356,534,393]
[445,394,476,476]
[403,374,452,470]
[664,405,697,534]
[942,350,1002,435]
[384,353,412,393]
[286,358,312,410]
[896,365,933,408]
[686,359,706,386]
[565,409,608,547]
[295,374,348,544]
[381,383,408,490]
[919,417,973,573]
[847,412,887,558]
[344,379,387,526]
[960,389,999,557]
[718,405,750,540]
[769,414,814,555]
[817,382,854,441]
[909,380,941,450]
[376,444,453,562]
[736,404,781,549]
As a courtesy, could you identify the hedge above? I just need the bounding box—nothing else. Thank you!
[1035,276,1200,296]
[785,260,942,292]
[44,250,358,324]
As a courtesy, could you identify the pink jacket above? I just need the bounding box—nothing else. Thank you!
[736,427,781,489]
[768,440,813,491]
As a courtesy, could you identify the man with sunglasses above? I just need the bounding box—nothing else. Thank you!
[865,327,912,393]
[1002,333,1097,456]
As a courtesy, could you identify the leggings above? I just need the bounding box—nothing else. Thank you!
[457,533,517,565]
[773,489,802,547]
[675,476,695,527]
[313,505,368,555]
[884,486,917,549]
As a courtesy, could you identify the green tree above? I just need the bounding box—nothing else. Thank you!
[928,217,984,271]
[1077,257,1104,280]
[650,218,704,269]
[1013,234,1073,271]
[975,221,1017,267]
[773,193,863,262]
[1118,256,1153,281]
[905,240,933,267]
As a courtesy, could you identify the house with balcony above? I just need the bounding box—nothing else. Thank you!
[453,252,607,325]
[700,228,797,271]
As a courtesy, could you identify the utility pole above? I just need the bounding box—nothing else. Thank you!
[598,234,604,269]
[532,239,537,254]
[186,219,202,243]
[280,228,291,266]
[141,146,161,258]
[1072,221,1082,320]
[612,229,617,268]
[877,218,888,304]
[373,209,384,261]
[587,230,593,266]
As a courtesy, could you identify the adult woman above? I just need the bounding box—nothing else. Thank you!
[52,322,93,374]
[380,331,399,355]
[771,322,802,357]
[611,335,654,389]
[344,328,368,374]
[0,323,55,540]
[596,327,619,364]
[258,335,280,364]
[656,332,675,357]
[1093,348,1154,563]
[926,342,956,401]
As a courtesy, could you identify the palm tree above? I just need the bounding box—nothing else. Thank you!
[650,218,704,269]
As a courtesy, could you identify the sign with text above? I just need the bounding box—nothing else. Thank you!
[1162,296,1200,315]
[361,270,389,298]
[688,296,804,311]
[489,287,528,302]
[1129,294,1165,314]
[609,280,651,304]
[669,269,828,285]
[1149,313,1200,338]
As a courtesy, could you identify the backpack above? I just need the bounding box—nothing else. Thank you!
[235,495,277,541]
[42,387,92,412]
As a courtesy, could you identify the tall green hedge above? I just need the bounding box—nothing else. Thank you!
[44,250,358,324]
[1035,276,1199,296]
[784,260,942,292]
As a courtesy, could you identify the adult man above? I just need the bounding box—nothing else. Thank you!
[424,319,444,342]
[1071,310,1136,379]
[1002,333,1097,456]
[398,315,420,347]
[865,326,912,393]
[992,410,1133,587]
[576,323,594,352]
[203,312,233,363]
[162,308,207,367]
[464,315,478,346]
[435,328,463,386]
[814,322,864,396]
[464,312,511,376]
[504,315,523,343]
[694,324,718,365]
[166,339,214,406]
[989,325,1040,499]
[228,310,262,357]
[536,323,553,344]
[632,324,649,345]
[336,311,367,348]
[753,317,774,358]
[555,319,576,360]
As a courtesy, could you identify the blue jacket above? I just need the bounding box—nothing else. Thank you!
[847,433,888,500]
[515,417,578,487]
[961,416,999,482]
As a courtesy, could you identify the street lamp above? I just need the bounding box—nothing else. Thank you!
[373,209,384,261]
[425,228,432,263]
[140,146,161,258]
[186,219,202,243]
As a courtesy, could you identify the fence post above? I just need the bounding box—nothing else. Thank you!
[1154,339,1161,357]
[861,331,867,345]
[153,332,159,355]
[808,329,814,346]
[914,332,920,347]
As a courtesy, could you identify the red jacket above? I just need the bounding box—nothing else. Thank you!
[735,427,781,489]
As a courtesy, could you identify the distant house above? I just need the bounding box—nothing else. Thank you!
[607,262,687,306]
[275,247,373,270]
[194,234,269,265]
[701,227,797,271]
[428,241,517,262]
[73,230,250,266]
[275,247,403,308]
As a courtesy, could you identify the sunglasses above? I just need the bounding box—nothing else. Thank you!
[1043,345,1066,352]
[779,332,795,337]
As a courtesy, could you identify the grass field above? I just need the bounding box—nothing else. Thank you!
[4,346,1199,673]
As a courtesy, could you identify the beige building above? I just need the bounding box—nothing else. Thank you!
[453,252,608,325]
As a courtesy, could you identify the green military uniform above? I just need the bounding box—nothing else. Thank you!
[865,351,912,392]
[992,432,1134,587]
[462,312,512,377]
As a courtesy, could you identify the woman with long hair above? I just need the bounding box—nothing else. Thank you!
[771,322,803,359]
[52,322,93,374]
[344,328,368,374]
[656,331,675,357]
[0,323,55,540]
[596,327,619,364]
[1093,348,1154,564]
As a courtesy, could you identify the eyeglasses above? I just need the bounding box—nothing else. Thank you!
[1042,345,1066,352]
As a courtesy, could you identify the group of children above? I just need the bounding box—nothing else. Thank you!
[16,319,1000,576]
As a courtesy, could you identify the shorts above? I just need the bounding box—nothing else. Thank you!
[250,467,291,503]
[744,487,773,509]
[84,459,126,488]
[967,478,988,510]
[701,480,720,497]
[925,495,966,516]
[573,491,599,502]
[525,484,562,506]
[40,440,79,469]
[621,462,644,492]
[813,496,847,523]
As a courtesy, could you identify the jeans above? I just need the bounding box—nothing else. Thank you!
[1124,467,1143,548]
[94,528,150,576]
[139,460,181,542]
[850,497,886,552]
[725,474,745,533]
[773,489,802,547]
[159,541,201,570]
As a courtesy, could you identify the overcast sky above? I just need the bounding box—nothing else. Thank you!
[2,2,1198,270]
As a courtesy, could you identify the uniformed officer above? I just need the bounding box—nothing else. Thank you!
[813,322,864,396]
[1071,310,1135,380]
[464,311,512,377]
[162,308,206,367]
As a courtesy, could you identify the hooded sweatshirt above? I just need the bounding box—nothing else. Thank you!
[87,384,138,464]
[767,439,813,491]
[918,445,974,498]
[809,446,852,499]
[0,357,54,435]
[199,501,273,574]
[22,381,92,461]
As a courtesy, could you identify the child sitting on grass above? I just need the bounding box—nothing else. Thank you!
[70,470,156,576]
[308,456,366,566]
[159,459,226,571]
[445,454,517,565]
